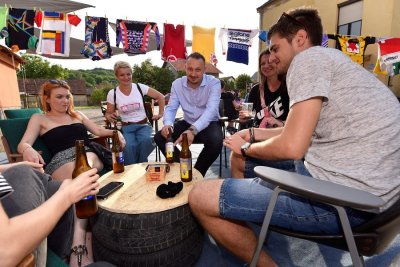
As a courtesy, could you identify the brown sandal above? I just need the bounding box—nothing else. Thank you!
[70,245,88,267]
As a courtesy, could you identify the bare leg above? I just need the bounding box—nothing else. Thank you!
[87,152,104,173]
[69,213,94,267]
[51,164,94,267]
[50,153,103,181]
[51,162,75,180]
[230,152,245,178]
[189,179,277,267]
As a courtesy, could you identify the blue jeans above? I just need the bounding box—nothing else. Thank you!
[244,157,297,178]
[122,123,155,164]
[220,173,375,235]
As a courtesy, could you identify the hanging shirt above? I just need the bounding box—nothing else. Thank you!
[161,23,187,61]
[375,38,400,76]
[218,28,258,65]
[6,8,36,52]
[116,20,160,54]
[81,16,112,61]
[36,11,81,57]
[192,26,215,64]
[328,34,375,66]
[0,7,8,38]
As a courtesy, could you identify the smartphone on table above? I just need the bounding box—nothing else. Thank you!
[97,181,124,199]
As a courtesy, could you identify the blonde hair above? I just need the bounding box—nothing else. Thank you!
[40,80,79,119]
[113,61,132,76]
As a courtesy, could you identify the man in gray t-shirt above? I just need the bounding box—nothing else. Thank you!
[187,7,400,266]
[287,46,400,206]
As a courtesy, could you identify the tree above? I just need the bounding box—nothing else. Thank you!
[18,54,67,79]
[221,78,235,90]
[153,67,175,94]
[132,59,175,95]
[235,74,253,96]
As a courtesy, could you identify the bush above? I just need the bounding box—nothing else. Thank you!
[89,88,110,106]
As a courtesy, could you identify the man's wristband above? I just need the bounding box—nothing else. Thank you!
[22,145,32,154]
[249,127,255,143]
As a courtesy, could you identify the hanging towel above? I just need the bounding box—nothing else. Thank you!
[375,38,400,76]
[219,28,258,65]
[0,7,8,38]
[6,8,36,52]
[192,26,215,63]
[116,20,160,54]
[161,23,187,61]
[81,16,112,61]
[36,11,81,57]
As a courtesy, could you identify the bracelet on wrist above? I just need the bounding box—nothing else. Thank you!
[249,127,255,143]
[22,145,32,154]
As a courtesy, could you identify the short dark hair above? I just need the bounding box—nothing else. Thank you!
[187,52,206,63]
[220,79,225,89]
[267,7,322,46]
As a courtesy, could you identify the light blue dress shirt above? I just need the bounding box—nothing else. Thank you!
[163,74,221,132]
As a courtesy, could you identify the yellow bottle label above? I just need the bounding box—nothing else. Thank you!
[180,158,192,178]
[166,142,174,158]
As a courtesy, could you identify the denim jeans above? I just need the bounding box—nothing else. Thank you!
[220,163,375,234]
[244,157,297,178]
[122,123,155,164]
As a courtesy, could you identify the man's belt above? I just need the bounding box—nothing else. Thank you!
[121,118,148,125]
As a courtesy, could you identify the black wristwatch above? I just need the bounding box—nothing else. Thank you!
[240,142,252,157]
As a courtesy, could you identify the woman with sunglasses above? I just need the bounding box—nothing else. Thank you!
[229,49,291,178]
[17,80,125,267]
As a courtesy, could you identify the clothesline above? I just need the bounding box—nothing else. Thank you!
[1,7,261,66]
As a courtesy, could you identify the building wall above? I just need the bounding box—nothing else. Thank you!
[258,0,400,96]
[0,53,22,109]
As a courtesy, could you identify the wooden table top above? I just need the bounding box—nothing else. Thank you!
[97,163,203,214]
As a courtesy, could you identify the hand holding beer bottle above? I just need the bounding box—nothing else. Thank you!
[72,140,98,219]
[112,130,125,173]
[115,108,122,131]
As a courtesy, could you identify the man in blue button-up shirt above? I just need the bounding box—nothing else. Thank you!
[154,52,223,176]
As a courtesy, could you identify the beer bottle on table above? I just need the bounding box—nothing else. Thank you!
[165,128,174,164]
[180,133,192,182]
[112,130,124,173]
[72,140,98,219]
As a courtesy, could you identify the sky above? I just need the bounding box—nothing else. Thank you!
[36,0,267,78]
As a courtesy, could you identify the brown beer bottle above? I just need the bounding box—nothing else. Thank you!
[180,133,192,182]
[72,140,98,219]
[115,107,122,131]
[112,130,125,173]
[165,128,174,164]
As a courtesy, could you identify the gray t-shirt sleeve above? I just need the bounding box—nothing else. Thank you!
[287,49,331,107]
